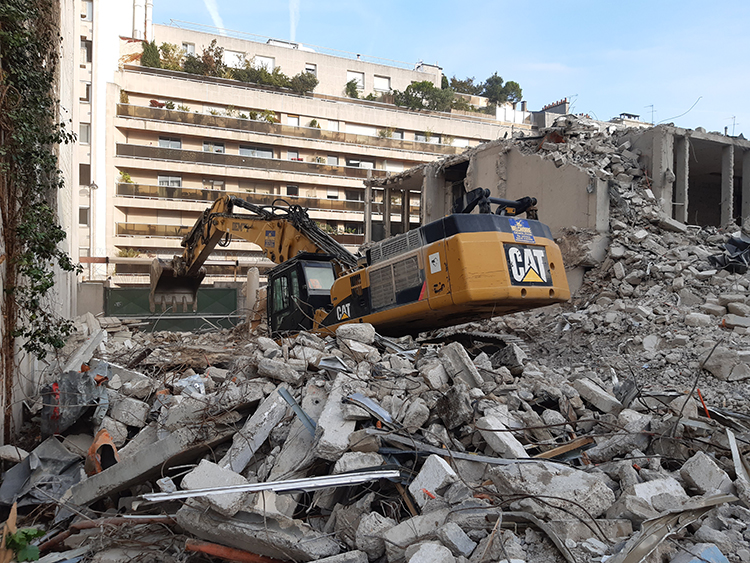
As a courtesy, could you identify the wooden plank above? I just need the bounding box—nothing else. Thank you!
[533,437,594,459]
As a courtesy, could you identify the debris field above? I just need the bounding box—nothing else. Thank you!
[3,116,750,563]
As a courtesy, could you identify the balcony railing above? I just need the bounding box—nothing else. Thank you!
[116,103,464,155]
[116,143,391,180]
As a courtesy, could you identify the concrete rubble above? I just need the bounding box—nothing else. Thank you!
[4,116,750,562]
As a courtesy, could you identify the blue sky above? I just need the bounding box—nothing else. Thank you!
[152,0,750,137]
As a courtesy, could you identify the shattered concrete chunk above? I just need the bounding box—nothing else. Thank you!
[336,323,376,345]
[439,343,484,388]
[437,522,477,557]
[476,414,528,458]
[408,454,458,507]
[315,374,358,461]
[407,543,455,563]
[258,358,305,385]
[572,378,622,413]
[181,459,248,517]
[434,383,473,430]
[383,509,450,563]
[110,397,150,428]
[680,451,733,494]
[356,512,396,561]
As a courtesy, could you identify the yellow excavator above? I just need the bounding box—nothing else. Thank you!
[150,189,570,337]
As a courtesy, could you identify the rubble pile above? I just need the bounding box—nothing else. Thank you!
[3,116,750,563]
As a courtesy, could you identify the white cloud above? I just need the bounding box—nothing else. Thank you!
[289,0,300,42]
[203,0,226,36]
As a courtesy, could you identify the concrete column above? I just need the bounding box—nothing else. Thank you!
[595,179,610,233]
[721,144,735,226]
[401,189,410,232]
[674,136,689,223]
[364,178,372,243]
[383,186,392,238]
[650,127,674,215]
[742,150,750,225]
[246,268,259,331]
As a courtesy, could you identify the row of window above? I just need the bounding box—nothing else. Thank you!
[346,71,390,92]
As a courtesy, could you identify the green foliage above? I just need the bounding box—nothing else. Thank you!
[260,109,278,123]
[309,119,320,128]
[200,39,226,77]
[449,76,483,96]
[441,75,449,89]
[118,171,134,184]
[117,248,141,258]
[441,134,454,146]
[182,53,203,74]
[208,108,221,116]
[238,113,248,119]
[248,110,258,120]
[378,128,393,138]
[164,100,175,110]
[393,81,454,112]
[158,42,183,71]
[345,79,359,98]
[6,527,45,561]
[481,73,522,105]
[176,104,191,112]
[364,93,377,101]
[226,105,236,117]
[289,71,318,94]
[0,0,81,360]
[451,96,473,112]
[119,90,129,104]
[141,40,161,68]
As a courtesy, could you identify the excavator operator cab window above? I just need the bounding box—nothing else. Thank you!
[301,262,336,294]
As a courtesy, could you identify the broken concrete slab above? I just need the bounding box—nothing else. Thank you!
[181,459,249,517]
[572,378,622,413]
[438,343,484,388]
[356,511,397,561]
[109,397,150,428]
[680,451,733,494]
[382,509,450,563]
[436,522,476,557]
[408,454,458,507]
[407,543,455,563]
[476,414,529,459]
[434,383,473,430]
[314,374,358,461]
[336,323,376,345]
[258,358,305,385]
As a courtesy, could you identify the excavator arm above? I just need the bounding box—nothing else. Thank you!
[150,195,357,312]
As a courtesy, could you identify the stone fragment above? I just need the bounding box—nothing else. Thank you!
[685,312,712,327]
[98,416,128,447]
[401,398,430,432]
[315,374,358,461]
[383,509,450,563]
[420,361,449,390]
[729,363,750,382]
[333,452,384,474]
[110,397,149,428]
[437,522,476,557]
[0,445,29,463]
[408,455,458,507]
[607,477,688,525]
[181,459,248,517]
[439,343,483,388]
[572,378,622,413]
[585,410,650,463]
[258,358,304,385]
[476,414,528,458]
[680,451,733,494]
[547,519,632,543]
[727,302,750,316]
[489,343,527,376]
[657,216,688,233]
[723,314,750,329]
[701,303,727,317]
[356,512,397,561]
[718,293,746,306]
[702,346,739,381]
[339,339,381,363]
[434,383,473,430]
[407,543,455,563]
[336,323,376,345]
[490,462,615,520]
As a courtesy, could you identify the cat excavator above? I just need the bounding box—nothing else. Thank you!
[149,188,570,337]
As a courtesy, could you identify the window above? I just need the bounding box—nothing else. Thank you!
[345,190,364,201]
[203,141,225,153]
[327,188,339,200]
[79,207,90,226]
[287,150,300,161]
[286,185,299,197]
[327,120,339,132]
[346,158,374,169]
[79,123,90,144]
[305,63,317,77]
[392,130,404,140]
[80,38,92,64]
[159,137,181,149]
[81,0,92,21]
[346,71,364,89]
[182,42,195,56]
[202,179,225,190]
[79,163,91,186]
[373,75,391,92]
[287,115,300,127]
[224,50,244,68]
[327,155,339,166]
[158,176,182,187]
[272,276,289,313]
[239,145,273,158]
[302,263,336,294]
[80,82,91,102]
[254,55,275,71]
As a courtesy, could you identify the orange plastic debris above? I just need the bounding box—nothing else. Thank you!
[85,428,121,476]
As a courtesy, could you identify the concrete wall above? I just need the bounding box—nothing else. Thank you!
[78,282,106,317]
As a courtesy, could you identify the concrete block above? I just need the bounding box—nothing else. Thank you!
[703,346,739,381]
[339,339,381,363]
[727,302,750,316]
[723,314,750,329]
[258,358,305,385]
[383,509,450,562]
[333,452,384,474]
[336,323,376,345]
[315,374,358,461]
[718,293,746,306]
[251,490,298,519]
[312,551,369,563]
[489,343,527,376]
[257,336,281,353]
[670,543,729,563]
[489,461,615,520]
[476,414,528,458]
[608,477,688,525]
[407,543,455,563]
[110,397,149,428]
[98,416,128,448]
[613,262,627,279]
[176,504,340,561]
[547,519,632,543]
[585,410,650,463]
[437,522,476,557]
[292,345,326,366]
[685,313,712,327]
[401,398,430,432]
[409,455,458,507]
[680,451,733,494]
[729,363,750,382]
[0,445,28,463]
[119,422,158,459]
[445,499,502,531]
[434,383,473,430]
[701,303,727,317]
[572,378,622,413]
[181,459,248,517]
[220,386,289,473]
[356,512,397,561]
[439,343,483,388]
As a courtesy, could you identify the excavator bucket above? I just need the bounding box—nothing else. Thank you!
[149,258,205,313]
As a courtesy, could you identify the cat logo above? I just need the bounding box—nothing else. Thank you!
[336,302,351,320]
[505,245,550,286]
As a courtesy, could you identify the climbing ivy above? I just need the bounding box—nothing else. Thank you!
[0,0,80,375]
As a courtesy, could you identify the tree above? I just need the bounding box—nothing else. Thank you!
[481,72,523,105]
[200,39,226,77]
[159,42,183,71]
[441,75,449,89]
[182,53,203,75]
[345,79,359,98]
[141,40,161,68]
[393,81,453,112]
[289,72,318,95]
[450,76,483,96]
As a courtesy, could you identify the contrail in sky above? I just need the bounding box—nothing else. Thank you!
[203,0,226,36]
[289,0,300,42]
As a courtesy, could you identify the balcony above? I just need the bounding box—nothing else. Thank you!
[116,104,464,156]
[116,143,390,180]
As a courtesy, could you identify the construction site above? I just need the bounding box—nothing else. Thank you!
[2,113,750,563]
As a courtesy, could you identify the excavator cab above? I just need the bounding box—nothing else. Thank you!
[267,253,337,335]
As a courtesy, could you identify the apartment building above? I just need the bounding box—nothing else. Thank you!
[77,2,534,283]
